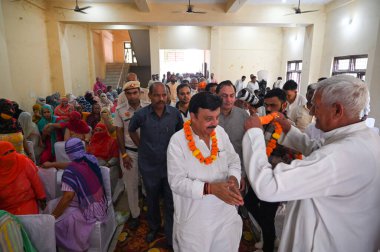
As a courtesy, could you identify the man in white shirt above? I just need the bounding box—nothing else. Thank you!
[189,77,199,96]
[272,77,283,89]
[243,75,380,252]
[166,75,179,105]
[235,75,247,94]
[247,74,259,93]
[282,80,307,120]
[168,92,243,252]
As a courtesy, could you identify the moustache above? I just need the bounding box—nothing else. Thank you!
[207,125,217,129]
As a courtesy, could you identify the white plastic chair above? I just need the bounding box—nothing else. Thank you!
[88,166,117,252]
[37,167,58,201]
[27,140,36,163]
[54,141,70,162]
[17,214,56,252]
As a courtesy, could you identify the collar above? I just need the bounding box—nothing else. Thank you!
[323,121,367,144]
[148,104,171,115]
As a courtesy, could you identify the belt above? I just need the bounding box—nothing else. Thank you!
[125,146,138,152]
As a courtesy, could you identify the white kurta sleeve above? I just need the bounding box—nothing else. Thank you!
[242,128,367,202]
[167,134,204,200]
[279,125,321,156]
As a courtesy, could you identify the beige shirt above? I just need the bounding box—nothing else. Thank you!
[290,105,313,132]
[114,101,149,148]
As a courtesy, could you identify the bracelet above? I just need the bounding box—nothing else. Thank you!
[121,153,128,158]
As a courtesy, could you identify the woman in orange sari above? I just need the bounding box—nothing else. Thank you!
[0,141,46,215]
[54,97,73,120]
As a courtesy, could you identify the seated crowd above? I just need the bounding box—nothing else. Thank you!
[0,72,379,252]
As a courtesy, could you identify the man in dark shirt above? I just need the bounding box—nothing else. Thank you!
[128,82,183,246]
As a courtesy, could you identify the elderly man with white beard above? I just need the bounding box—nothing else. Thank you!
[242,75,380,252]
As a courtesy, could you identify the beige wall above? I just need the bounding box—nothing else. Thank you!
[1,0,51,112]
[112,30,130,63]
[158,26,210,50]
[92,30,105,79]
[102,30,114,63]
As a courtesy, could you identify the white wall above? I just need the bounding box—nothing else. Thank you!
[158,26,210,50]
[321,0,380,126]
[216,26,284,85]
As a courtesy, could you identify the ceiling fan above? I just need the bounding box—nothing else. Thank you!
[173,0,207,14]
[54,0,92,14]
[285,0,319,15]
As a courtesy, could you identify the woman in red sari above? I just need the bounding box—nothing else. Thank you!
[54,97,73,120]
[87,123,119,193]
[0,141,46,215]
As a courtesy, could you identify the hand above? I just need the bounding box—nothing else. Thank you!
[122,155,132,170]
[210,179,244,206]
[274,113,291,134]
[244,114,263,131]
[41,161,53,169]
[37,198,47,210]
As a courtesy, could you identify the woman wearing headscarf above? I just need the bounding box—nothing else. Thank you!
[32,104,42,123]
[99,93,113,111]
[46,138,107,252]
[54,97,74,120]
[0,210,37,252]
[37,104,64,163]
[0,98,31,156]
[63,111,91,142]
[86,102,101,130]
[85,91,98,106]
[76,96,92,113]
[87,123,119,192]
[35,97,46,106]
[18,112,43,163]
[100,107,116,137]
[0,141,46,215]
[12,101,24,120]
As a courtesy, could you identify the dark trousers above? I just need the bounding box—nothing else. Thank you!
[142,175,174,245]
[245,186,279,252]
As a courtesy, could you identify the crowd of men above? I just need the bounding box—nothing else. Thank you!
[1,71,379,252]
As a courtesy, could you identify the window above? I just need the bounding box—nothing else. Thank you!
[286,60,302,85]
[124,42,137,64]
[332,55,368,81]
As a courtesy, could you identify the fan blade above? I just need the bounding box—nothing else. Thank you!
[75,9,88,14]
[284,12,296,16]
[78,6,91,11]
[300,9,319,13]
[54,6,75,10]
[171,10,182,13]
[190,11,207,14]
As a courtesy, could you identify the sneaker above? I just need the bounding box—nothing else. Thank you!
[127,216,140,229]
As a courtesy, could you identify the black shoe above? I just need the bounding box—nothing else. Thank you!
[127,217,140,229]
[146,229,158,243]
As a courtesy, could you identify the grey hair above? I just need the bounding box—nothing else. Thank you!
[316,75,368,120]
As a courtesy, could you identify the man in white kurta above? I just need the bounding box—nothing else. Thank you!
[167,92,243,252]
[242,75,380,252]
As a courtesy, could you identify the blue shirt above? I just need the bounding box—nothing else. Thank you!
[128,104,183,176]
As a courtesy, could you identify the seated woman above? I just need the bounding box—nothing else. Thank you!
[54,97,74,120]
[87,123,119,193]
[63,111,91,142]
[0,210,36,251]
[0,141,46,215]
[32,104,42,123]
[0,98,31,157]
[18,112,43,163]
[46,138,107,252]
[99,93,113,111]
[100,107,116,137]
[37,104,64,163]
[86,102,101,130]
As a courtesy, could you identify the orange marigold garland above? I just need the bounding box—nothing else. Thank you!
[259,112,301,159]
[184,120,218,165]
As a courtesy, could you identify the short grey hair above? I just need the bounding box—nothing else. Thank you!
[316,75,369,120]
